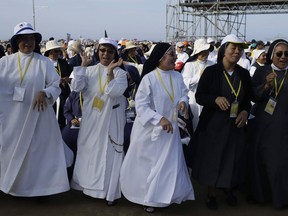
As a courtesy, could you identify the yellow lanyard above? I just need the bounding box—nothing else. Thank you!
[17,52,34,84]
[98,66,108,95]
[274,69,287,98]
[128,54,138,64]
[55,63,61,77]
[223,71,242,100]
[156,68,174,103]
[79,91,83,111]
[130,85,136,99]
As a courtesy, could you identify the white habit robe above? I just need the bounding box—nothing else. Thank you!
[120,68,195,207]
[0,52,70,196]
[70,64,127,202]
[181,59,214,131]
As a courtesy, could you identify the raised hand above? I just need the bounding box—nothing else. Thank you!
[80,51,92,67]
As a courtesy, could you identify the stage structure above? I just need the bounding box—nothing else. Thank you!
[166,0,288,42]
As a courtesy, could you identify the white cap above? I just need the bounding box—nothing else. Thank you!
[99,37,118,49]
[221,34,248,48]
[176,41,184,48]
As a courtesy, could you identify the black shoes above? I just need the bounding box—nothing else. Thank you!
[107,200,117,206]
[206,195,218,210]
[143,206,155,213]
[224,191,238,207]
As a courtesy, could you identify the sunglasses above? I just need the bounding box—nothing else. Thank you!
[99,48,115,54]
[275,51,288,58]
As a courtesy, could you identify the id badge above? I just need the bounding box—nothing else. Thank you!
[126,109,136,123]
[13,87,26,101]
[230,100,239,118]
[93,96,104,112]
[264,97,277,115]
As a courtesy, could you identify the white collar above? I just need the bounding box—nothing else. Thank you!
[271,63,288,71]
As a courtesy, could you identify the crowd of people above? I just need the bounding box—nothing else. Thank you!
[1,21,288,213]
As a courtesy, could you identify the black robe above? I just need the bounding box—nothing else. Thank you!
[191,62,252,188]
[54,58,72,129]
[248,65,288,208]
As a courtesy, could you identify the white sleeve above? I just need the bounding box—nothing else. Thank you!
[70,66,87,92]
[135,75,163,126]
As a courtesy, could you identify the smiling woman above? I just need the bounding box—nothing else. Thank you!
[191,34,253,210]
[70,37,128,206]
[120,43,195,213]
[0,22,72,197]
[248,39,288,209]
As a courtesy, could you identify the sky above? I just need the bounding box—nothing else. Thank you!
[1,0,288,42]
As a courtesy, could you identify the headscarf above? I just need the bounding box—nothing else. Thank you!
[250,49,265,66]
[266,39,288,65]
[141,43,171,80]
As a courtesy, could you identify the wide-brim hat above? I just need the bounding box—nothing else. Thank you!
[44,40,64,56]
[207,37,215,44]
[191,38,213,56]
[11,22,42,52]
[123,40,137,51]
[99,37,118,50]
[221,34,248,49]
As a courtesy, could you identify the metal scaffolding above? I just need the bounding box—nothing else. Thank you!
[166,0,288,42]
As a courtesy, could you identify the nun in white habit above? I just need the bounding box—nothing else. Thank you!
[181,38,214,131]
[70,38,127,206]
[120,43,195,213]
[0,22,71,197]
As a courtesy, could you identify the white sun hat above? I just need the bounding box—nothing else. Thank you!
[44,40,63,56]
[191,38,212,56]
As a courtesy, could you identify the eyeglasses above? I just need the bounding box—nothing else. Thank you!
[275,51,288,58]
[99,48,115,54]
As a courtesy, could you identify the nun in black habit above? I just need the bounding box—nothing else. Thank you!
[191,34,253,210]
[247,39,288,209]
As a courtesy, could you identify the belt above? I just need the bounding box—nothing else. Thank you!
[112,104,120,109]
